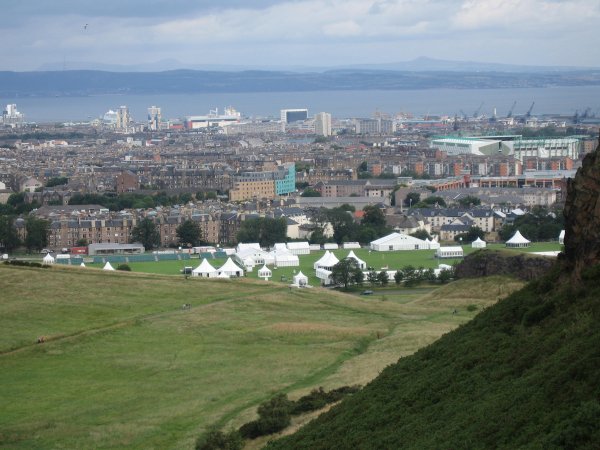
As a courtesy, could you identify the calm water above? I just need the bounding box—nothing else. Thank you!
[3,86,600,123]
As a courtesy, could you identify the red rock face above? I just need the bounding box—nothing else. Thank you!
[562,134,600,280]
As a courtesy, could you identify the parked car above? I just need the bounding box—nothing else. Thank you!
[361,290,374,295]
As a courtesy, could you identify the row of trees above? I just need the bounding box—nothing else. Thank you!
[68,191,218,211]
[309,204,390,245]
[0,216,50,252]
[330,259,453,289]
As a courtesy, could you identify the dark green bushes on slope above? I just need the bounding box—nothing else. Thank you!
[267,264,600,449]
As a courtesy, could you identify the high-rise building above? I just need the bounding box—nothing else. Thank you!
[314,112,332,137]
[116,106,131,130]
[147,106,161,131]
[280,108,308,132]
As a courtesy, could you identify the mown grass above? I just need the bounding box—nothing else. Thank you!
[0,264,523,449]
[83,242,561,287]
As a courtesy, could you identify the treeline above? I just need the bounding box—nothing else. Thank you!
[309,205,390,245]
[499,206,564,241]
[68,191,217,211]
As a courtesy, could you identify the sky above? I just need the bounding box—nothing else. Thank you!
[1,0,599,71]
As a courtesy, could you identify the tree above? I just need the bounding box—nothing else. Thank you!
[236,217,287,247]
[454,226,485,243]
[438,267,453,284]
[367,270,379,285]
[0,215,21,252]
[362,206,386,229]
[195,428,243,450]
[24,217,50,252]
[45,177,69,188]
[76,238,88,247]
[410,229,431,240]
[177,219,202,247]
[457,195,481,207]
[301,188,321,197]
[131,218,160,250]
[394,270,403,285]
[331,259,363,289]
[377,270,389,286]
[404,192,421,208]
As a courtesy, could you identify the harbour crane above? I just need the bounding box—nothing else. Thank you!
[506,101,517,118]
[525,101,535,118]
[459,110,469,120]
[473,102,484,118]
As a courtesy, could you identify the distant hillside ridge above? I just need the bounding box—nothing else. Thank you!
[267,138,600,449]
[1,69,600,97]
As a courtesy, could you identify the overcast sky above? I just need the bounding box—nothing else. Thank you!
[2,0,599,71]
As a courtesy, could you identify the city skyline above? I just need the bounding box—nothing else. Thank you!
[1,0,599,71]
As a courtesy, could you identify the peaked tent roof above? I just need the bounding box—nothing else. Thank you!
[218,257,244,274]
[42,253,55,263]
[192,258,217,274]
[506,230,530,245]
[103,261,115,271]
[313,250,331,269]
[317,251,339,268]
[346,250,366,267]
[258,265,272,277]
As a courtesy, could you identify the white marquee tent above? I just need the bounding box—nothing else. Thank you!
[192,258,218,278]
[218,257,244,277]
[292,271,309,287]
[346,250,366,269]
[42,253,55,265]
[370,232,439,251]
[471,237,487,248]
[258,265,272,280]
[506,230,530,248]
[435,246,464,259]
[314,251,339,270]
[273,250,300,267]
[103,261,115,271]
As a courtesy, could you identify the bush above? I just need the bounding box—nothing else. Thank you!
[239,394,293,439]
[195,428,242,450]
[466,304,478,312]
[116,264,131,271]
[4,260,49,269]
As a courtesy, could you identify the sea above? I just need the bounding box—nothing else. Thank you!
[3,86,600,123]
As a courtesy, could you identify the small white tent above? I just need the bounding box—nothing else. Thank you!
[435,246,464,259]
[471,237,487,248]
[258,265,272,280]
[506,230,530,248]
[292,271,309,287]
[80,262,86,267]
[218,257,244,277]
[346,250,366,269]
[103,261,115,271]
[192,258,217,278]
[313,250,331,269]
[42,253,55,265]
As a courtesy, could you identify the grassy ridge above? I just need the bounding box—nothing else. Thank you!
[267,265,600,449]
[0,265,520,449]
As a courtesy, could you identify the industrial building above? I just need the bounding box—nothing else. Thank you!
[186,107,241,129]
[280,108,308,131]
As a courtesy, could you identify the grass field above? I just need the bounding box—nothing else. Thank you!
[0,264,524,449]
[82,243,561,286]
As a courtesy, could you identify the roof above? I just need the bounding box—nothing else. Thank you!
[506,230,531,244]
[192,258,217,274]
[370,232,427,246]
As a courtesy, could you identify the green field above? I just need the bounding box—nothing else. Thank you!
[84,243,562,287]
[0,264,524,449]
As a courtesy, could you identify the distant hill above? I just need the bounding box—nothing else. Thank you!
[1,67,600,97]
[267,143,600,449]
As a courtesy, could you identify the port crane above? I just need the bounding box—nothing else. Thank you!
[506,101,517,118]
[525,101,535,118]
[473,102,484,118]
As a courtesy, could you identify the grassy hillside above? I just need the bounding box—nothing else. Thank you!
[0,265,520,449]
[267,264,600,449]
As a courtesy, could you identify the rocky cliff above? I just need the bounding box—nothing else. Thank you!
[454,250,554,281]
[562,134,600,280]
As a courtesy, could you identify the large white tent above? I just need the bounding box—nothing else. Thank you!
[273,250,300,267]
[103,261,115,271]
[218,257,244,277]
[192,258,217,278]
[370,232,439,251]
[314,251,339,270]
[506,230,530,248]
[471,237,487,248]
[346,250,366,269]
[286,241,310,255]
[42,253,55,265]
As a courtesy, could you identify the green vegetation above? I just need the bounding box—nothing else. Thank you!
[177,219,203,247]
[499,206,564,242]
[0,265,518,449]
[131,217,160,250]
[236,217,287,247]
[267,263,600,449]
[68,191,197,211]
[45,176,69,188]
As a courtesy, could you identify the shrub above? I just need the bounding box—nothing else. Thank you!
[195,428,242,450]
[116,264,131,271]
[467,304,478,312]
